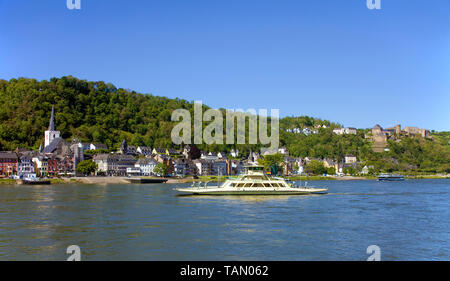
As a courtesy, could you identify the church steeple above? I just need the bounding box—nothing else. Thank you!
[44,105,60,148]
[48,105,56,131]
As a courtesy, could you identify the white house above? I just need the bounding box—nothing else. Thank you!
[278,147,289,155]
[333,128,345,135]
[126,167,142,176]
[333,127,357,135]
[302,128,311,135]
[32,156,48,176]
[18,155,34,177]
[135,157,157,176]
[344,155,357,164]
[345,127,357,135]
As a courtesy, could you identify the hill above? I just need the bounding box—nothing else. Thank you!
[0,76,448,174]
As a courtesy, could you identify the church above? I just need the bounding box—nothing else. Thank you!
[42,105,69,155]
[35,105,82,176]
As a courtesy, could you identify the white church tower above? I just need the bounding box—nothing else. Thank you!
[44,105,60,147]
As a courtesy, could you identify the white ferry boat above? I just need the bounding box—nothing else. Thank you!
[174,165,328,195]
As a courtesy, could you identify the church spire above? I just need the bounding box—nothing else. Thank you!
[48,105,56,131]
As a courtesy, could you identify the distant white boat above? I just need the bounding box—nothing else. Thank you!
[174,165,328,195]
[378,173,405,181]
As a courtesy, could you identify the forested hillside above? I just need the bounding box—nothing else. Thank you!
[0,76,448,173]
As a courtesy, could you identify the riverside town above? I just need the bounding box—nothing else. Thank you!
[0,94,447,185]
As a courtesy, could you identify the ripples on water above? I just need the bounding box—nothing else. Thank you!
[0,180,448,260]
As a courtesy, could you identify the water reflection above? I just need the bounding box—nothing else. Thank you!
[0,180,448,260]
[178,194,310,203]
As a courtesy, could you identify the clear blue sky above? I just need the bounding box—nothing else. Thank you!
[1,0,449,131]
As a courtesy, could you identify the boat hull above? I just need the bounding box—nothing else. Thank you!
[174,187,328,195]
[127,178,168,184]
[18,180,51,185]
[378,177,404,181]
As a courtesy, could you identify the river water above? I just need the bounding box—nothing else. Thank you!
[0,179,448,260]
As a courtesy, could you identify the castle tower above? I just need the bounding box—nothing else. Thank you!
[44,105,61,147]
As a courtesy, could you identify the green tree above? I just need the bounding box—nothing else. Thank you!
[258,153,284,174]
[76,160,98,175]
[153,163,168,177]
[326,167,336,175]
[305,160,327,175]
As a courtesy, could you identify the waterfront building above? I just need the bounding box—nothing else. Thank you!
[193,159,212,176]
[173,158,190,176]
[126,167,142,176]
[135,157,157,176]
[32,156,48,176]
[18,155,34,177]
[93,154,137,176]
[58,155,75,176]
[47,157,60,176]
[72,142,84,172]
[0,152,18,176]
[212,160,227,176]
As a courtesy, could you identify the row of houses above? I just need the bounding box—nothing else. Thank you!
[91,152,247,177]
[285,127,319,135]
[332,127,357,135]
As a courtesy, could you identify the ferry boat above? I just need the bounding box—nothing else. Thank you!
[174,165,328,195]
[378,173,405,181]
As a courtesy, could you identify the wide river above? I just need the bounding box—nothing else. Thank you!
[0,179,448,260]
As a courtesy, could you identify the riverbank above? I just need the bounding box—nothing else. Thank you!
[1,174,448,185]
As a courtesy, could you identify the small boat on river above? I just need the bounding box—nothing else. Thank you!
[378,173,405,181]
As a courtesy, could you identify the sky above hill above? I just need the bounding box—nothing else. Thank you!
[0,0,449,131]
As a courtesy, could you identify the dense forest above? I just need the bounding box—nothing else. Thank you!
[0,76,448,174]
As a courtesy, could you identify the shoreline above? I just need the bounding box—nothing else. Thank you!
[0,174,448,185]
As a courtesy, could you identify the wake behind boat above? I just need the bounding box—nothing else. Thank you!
[174,165,328,195]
